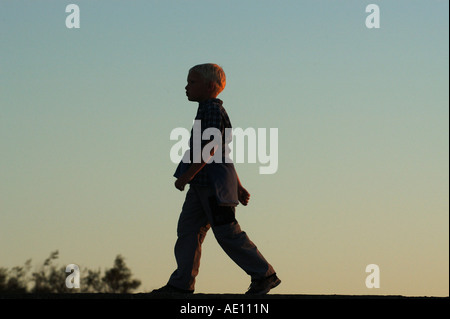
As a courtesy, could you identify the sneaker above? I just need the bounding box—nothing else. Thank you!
[150,284,194,295]
[245,274,281,295]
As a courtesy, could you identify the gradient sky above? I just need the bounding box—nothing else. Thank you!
[1,0,448,296]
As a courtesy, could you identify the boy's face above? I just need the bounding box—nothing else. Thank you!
[185,71,214,102]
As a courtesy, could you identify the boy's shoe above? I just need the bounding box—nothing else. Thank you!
[150,284,194,295]
[245,273,281,295]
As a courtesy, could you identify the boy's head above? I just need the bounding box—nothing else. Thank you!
[185,63,226,102]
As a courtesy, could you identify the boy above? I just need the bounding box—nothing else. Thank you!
[153,64,280,295]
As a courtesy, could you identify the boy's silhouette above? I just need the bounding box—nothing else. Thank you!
[152,64,280,295]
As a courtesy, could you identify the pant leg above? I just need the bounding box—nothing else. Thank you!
[196,186,276,280]
[168,187,210,291]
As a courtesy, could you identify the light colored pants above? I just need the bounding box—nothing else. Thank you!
[168,185,275,291]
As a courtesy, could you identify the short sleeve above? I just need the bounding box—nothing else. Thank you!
[201,104,222,145]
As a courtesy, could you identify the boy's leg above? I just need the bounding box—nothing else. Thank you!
[197,187,276,281]
[167,186,210,292]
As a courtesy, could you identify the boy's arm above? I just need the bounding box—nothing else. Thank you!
[174,162,206,191]
[174,144,216,191]
[176,158,251,206]
[175,145,251,206]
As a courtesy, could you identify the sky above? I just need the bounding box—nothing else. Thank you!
[1,0,448,296]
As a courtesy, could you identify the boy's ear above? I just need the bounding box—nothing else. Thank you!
[207,81,216,93]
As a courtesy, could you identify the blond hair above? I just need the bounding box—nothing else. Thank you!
[189,63,226,96]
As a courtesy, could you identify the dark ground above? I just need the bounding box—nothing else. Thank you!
[0,293,447,299]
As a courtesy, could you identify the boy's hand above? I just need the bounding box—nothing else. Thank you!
[175,177,189,191]
[238,185,250,206]
[175,163,205,191]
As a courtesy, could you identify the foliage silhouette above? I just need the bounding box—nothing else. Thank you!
[102,255,141,293]
[0,251,141,293]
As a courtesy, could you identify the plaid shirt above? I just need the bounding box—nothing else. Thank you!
[188,98,232,186]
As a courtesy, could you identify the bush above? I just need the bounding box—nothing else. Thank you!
[0,251,141,294]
